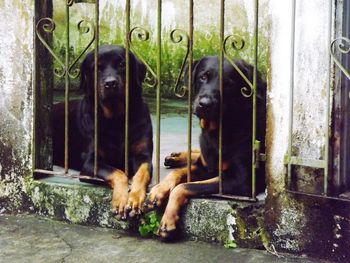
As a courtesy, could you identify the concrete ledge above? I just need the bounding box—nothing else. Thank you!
[25,177,265,248]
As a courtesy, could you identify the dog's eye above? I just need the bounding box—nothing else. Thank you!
[199,72,209,82]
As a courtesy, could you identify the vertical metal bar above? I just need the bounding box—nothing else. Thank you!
[187,0,194,183]
[324,0,333,195]
[64,3,70,174]
[125,0,130,177]
[287,0,296,189]
[218,0,224,195]
[93,0,100,177]
[251,0,259,199]
[156,0,162,184]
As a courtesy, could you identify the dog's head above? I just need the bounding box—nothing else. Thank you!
[190,56,265,122]
[80,45,146,116]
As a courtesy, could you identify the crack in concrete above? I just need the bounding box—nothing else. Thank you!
[50,223,73,263]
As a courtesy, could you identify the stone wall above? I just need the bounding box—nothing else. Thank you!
[0,1,34,212]
[265,0,350,261]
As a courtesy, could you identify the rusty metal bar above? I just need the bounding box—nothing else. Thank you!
[156,0,162,184]
[64,2,70,174]
[211,194,257,202]
[34,168,104,182]
[287,189,350,203]
[93,0,99,177]
[125,0,130,177]
[187,0,194,183]
[218,0,224,195]
[287,0,296,189]
[251,0,259,199]
[324,0,333,195]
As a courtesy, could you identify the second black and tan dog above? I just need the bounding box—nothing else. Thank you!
[145,56,266,240]
[53,45,153,219]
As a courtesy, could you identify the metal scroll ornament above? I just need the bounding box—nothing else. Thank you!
[223,34,254,98]
[170,29,190,98]
[35,18,95,79]
[330,37,350,81]
[128,26,158,88]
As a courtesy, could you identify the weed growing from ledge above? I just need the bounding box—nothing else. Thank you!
[138,211,162,237]
[224,240,238,249]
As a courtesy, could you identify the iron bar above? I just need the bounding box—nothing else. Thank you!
[93,0,99,177]
[287,189,350,203]
[287,0,296,189]
[125,0,130,177]
[156,0,162,184]
[34,169,104,182]
[251,0,259,199]
[64,2,70,174]
[211,194,257,202]
[218,0,224,195]
[324,0,333,195]
[187,0,194,183]
[287,157,327,169]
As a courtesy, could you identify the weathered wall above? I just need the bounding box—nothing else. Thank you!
[265,0,350,261]
[0,1,34,212]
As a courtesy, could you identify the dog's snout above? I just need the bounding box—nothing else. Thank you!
[198,96,213,108]
[104,78,118,89]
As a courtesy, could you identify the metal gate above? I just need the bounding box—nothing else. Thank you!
[33,0,263,201]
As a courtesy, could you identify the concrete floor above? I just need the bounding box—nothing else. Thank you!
[0,213,327,263]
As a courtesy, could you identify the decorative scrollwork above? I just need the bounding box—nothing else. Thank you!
[170,29,190,98]
[68,20,95,79]
[36,18,66,78]
[330,37,350,81]
[67,0,74,6]
[129,26,158,88]
[223,34,254,98]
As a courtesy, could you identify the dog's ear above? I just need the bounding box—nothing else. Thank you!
[131,53,147,87]
[79,52,94,100]
[183,59,200,87]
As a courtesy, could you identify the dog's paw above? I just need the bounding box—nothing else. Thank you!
[111,188,129,220]
[127,188,147,218]
[157,212,179,241]
[164,152,187,168]
[144,182,171,211]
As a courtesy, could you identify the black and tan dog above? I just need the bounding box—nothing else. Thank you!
[53,45,153,219]
[145,56,266,240]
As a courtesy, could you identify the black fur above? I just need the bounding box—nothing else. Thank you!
[53,45,153,181]
[191,56,266,196]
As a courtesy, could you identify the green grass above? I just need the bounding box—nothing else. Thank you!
[50,3,268,99]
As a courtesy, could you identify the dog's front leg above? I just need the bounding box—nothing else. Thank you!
[158,177,219,241]
[145,165,198,210]
[127,162,151,217]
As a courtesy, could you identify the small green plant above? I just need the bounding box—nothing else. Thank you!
[138,211,162,237]
[224,239,238,249]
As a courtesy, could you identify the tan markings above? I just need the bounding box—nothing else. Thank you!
[148,165,198,208]
[222,161,230,172]
[107,169,129,216]
[101,105,113,119]
[131,139,149,155]
[128,163,151,212]
[200,119,207,129]
[159,176,220,235]
[200,119,218,131]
